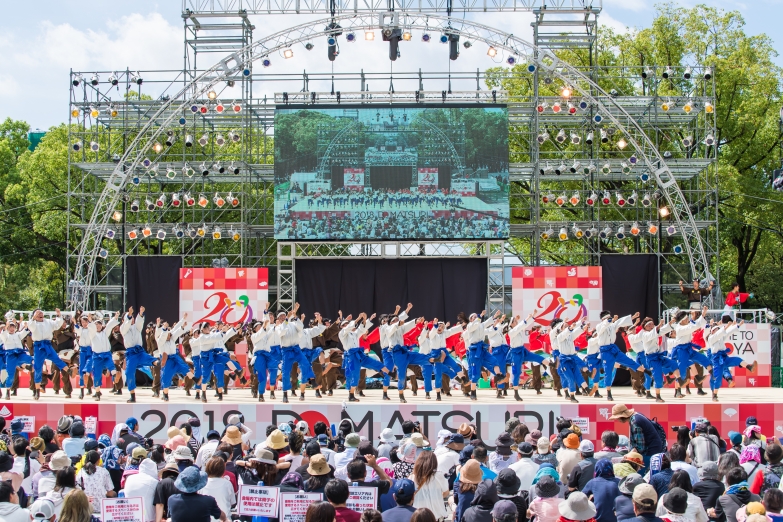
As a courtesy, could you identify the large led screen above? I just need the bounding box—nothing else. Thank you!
[273,105,509,240]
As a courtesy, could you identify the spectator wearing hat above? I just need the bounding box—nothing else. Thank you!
[382,478,416,522]
[9,419,26,441]
[658,487,692,522]
[692,461,724,515]
[688,424,721,469]
[154,462,182,522]
[533,436,558,468]
[463,479,500,522]
[169,466,227,522]
[172,445,195,473]
[435,433,464,475]
[491,499,518,522]
[196,430,222,468]
[379,429,398,460]
[490,433,518,473]
[395,442,418,480]
[495,468,528,522]
[454,460,483,522]
[610,405,666,471]
[61,421,88,459]
[221,425,246,461]
[527,475,563,522]
[557,433,583,479]
[655,470,708,522]
[616,474,646,521]
[304,454,333,494]
[55,416,73,449]
[559,491,597,522]
[582,459,621,522]
[509,442,539,492]
[728,431,744,458]
[711,467,760,522]
[36,450,70,498]
[459,423,476,441]
[31,453,54,499]
[567,440,597,493]
[335,433,361,469]
[296,440,323,481]
[225,414,254,446]
[624,483,663,522]
[123,459,159,522]
[615,451,646,479]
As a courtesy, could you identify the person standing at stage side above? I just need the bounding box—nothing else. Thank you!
[594,311,644,402]
[464,311,506,401]
[339,312,389,402]
[680,279,715,310]
[299,312,327,398]
[507,311,550,402]
[669,307,711,398]
[28,309,70,401]
[638,317,677,403]
[705,318,757,402]
[0,319,33,400]
[157,314,194,402]
[527,322,550,395]
[121,306,158,403]
[724,283,753,319]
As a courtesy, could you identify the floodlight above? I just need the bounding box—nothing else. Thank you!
[262,58,272,67]
[90,141,100,152]
[216,134,226,146]
[569,161,581,174]
[487,46,497,57]
[599,226,612,239]
[570,132,581,144]
[142,158,152,168]
[185,135,194,147]
[185,193,195,207]
[578,99,589,110]
[628,191,638,205]
[506,56,516,65]
[231,228,241,241]
[215,101,225,113]
[207,90,217,100]
[197,224,207,237]
[705,102,714,114]
[555,163,566,176]
[187,225,197,239]
[537,132,549,144]
[174,225,185,239]
[652,189,663,201]
[216,162,225,174]
[586,192,597,206]
[90,106,100,118]
[72,141,83,152]
[630,222,641,236]
[616,226,626,240]
[661,99,672,112]
[108,73,118,86]
[141,224,152,238]
[617,137,628,149]
[629,154,639,165]
[71,108,80,118]
[567,102,577,115]
[600,129,608,143]
[183,164,194,177]
[420,32,430,42]
[683,101,693,114]
[214,193,226,207]
[145,198,155,211]
[601,191,611,205]
[616,192,626,207]
[130,200,140,212]
[682,135,693,147]
[601,163,611,175]
[583,162,596,175]
[90,74,99,86]
[585,227,599,238]
[659,206,670,218]
[212,226,222,240]
[593,114,603,123]
[127,228,139,240]
[156,229,166,240]
[704,134,716,146]
[539,163,552,176]
[541,228,554,240]
[147,163,158,177]
[98,248,108,259]
[365,31,375,40]
[621,162,632,174]
[165,132,177,147]
[228,130,241,143]
[551,102,562,113]
[558,227,568,241]
[112,210,122,222]
[642,193,651,207]
[555,193,566,207]
[648,222,659,235]
[198,194,208,207]
[105,228,116,239]
[171,193,181,207]
[131,72,143,85]
[536,101,549,113]
[642,66,654,79]
[283,49,294,59]
[585,132,594,145]
[561,85,572,98]
[569,192,580,205]
[72,74,83,87]
[662,66,673,79]
[402,28,412,41]
[542,192,554,204]
[555,129,566,143]
[572,225,584,238]
[198,133,209,147]
[703,67,713,80]
[229,193,240,207]
[152,142,163,154]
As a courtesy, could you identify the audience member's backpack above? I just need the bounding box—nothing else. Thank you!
[760,463,783,495]
[446,464,458,491]
[636,413,668,450]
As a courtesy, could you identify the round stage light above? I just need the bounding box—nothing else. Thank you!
[487,46,497,57]
[507,56,516,65]
[366,31,376,41]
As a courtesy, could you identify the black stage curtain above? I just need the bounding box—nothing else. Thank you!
[296,259,487,323]
[126,256,182,325]
[370,166,412,190]
[601,254,659,386]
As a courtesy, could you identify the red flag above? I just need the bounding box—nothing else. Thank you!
[692,329,706,348]
[360,327,380,350]
[404,323,424,346]
[574,331,589,349]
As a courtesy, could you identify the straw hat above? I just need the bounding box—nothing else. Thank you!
[307,454,331,476]
[460,459,483,484]
[222,426,243,446]
[266,429,288,450]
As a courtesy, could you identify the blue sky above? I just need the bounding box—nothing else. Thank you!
[1,0,780,130]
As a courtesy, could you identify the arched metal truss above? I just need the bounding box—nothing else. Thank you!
[72,12,709,309]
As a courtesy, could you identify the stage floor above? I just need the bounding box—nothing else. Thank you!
[5,386,782,405]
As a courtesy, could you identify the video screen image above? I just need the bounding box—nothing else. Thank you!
[273,105,509,240]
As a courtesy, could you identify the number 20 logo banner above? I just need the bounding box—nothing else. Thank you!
[512,266,603,327]
[180,267,268,326]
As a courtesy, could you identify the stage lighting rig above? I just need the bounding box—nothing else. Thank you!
[108,73,118,86]
[131,72,143,85]
[72,74,83,87]
[326,22,342,61]
[382,27,402,61]
[90,74,99,86]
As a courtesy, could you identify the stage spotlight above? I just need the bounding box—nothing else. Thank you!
[214,162,224,174]
[585,131,594,145]
[156,194,166,208]
[570,132,581,145]
[165,132,177,147]
[108,73,118,86]
[402,28,412,41]
[648,222,658,235]
[567,102,577,115]
[216,134,226,147]
[617,137,628,149]
[542,192,554,204]
[365,31,375,41]
[570,161,581,174]
[187,225,197,239]
[630,222,641,236]
[586,227,599,238]
[89,141,100,153]
[544,76,553,85]
[616,192,626,207]
[183,164,194,177]
[551,102,562,113]
[227,193,239,207]
[212,226,222,239]
[593,114,603,123]
[555,193,566,207]
[214,193,226,208]
[89,106,100,118]
[207,89,217,100]
[197,224,207,237]
[487,46,497,57]
[705,102,714,114]
[537,132,549,144]
[199,163,210,177]
[616,226,626,240]
[642,66,654,79]
[629,154,639,165]
[421,32,430,42]
[704,134,716,146]
[661,99,672,112]
[586,192,597,206]
[112,210,122,222]
[703,67,713,80]
[174,225,185,239]
[215,101,225,113]
[105,228,116,240]
[527,62,537,73]
[72,74,83,87]
[179,117,186,125]
[72,141,83,152]
[683,101,693,114]
[555,129,567,143]
[185,193,195,207]
[156,229,166,240]
[231,228,241,241]
[583,163,596,175]
[142,224,152,238]
[536,101,549,113]
[601,163,611,175]
[569,192,580,205]
[230,162,240,175]
[662,66,673,79]
[673,244,684,254]
[262,58,272,67]
[506,56,516,65]
[198,133,209,147]
[131,173,140,185]
[198,194,208,207]
[682,135,693,147]
[642,193,651,207]
[228,130,241,143]
[599,226,612,239]
[171,193,181,207]
[90,74,100,86]
[127,228,139,240]
[652,189,663,201]
[71,107,80,118]
[620,162,632,175]
[145,198,155,211]
[560,85,572,98]
[152,142,163,154]
[283,48,294,59]
[683,66,692,80]
[541,228,554,240]
[147,164,158,177]
[130,199,140,212]
[601,191,611,205]
[659,206,670,218]
[578,99,589,110]
[98,248,108,259]
[142,158,152,168]
[185,135,194,147]
[572,225,584,239]
[558,227,568,241]
[539,163,553,176]
[555,163,566,176]
[600,129,608,143]
[131,72,143,85]
[628,191,638,205]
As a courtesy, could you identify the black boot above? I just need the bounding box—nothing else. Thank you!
[383,391,390,401]
[4,390,9,401]
[556,389,563,397]
[564,390,571,400]
[411,388,417,397]
[697,387,707,396]
[594,390,602,398]
[327,389,333,396]
[426,392,431,399]
[94,391,101,402]
[270,390,276,399]
[436,392,442,401]
[299,391,305,401]
[349,392,360,402]
[127,392,136,403]
[217,391,223,401]
[282,391,289,403]
[646,390,655,399]
[79,389,84,400]
[251,390,257,398]
[470,390,477,401]
[503,389,508,396]
[656,392,665,403]
[358,390,366,397]
[195,391,200,400]
[685,385,692,395]
[315,389,322,398]
[186,388,192,396]
[163,392,169,402]
[570,393,579,403]
[399,392,407,403]
[514,390,523,402]
[259,394,265,402]
[712,392,719,402]
[291,388,297,396]
[496,389,504,399]
[606,390,613,401]
[201,392,207,403]
[152,391,160,398]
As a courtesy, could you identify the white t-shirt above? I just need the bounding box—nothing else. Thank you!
[434,447,461,475]
[200,476,236,520]
[411,472,449,520]
[77,467,115,512]
[12,457,40,495]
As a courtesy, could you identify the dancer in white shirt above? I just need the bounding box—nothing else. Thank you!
[28,308,70,400]
[157,314,193,401]
[463,310,505,401]
[507,312,550,402]
[85,312,120,401]
[339,313,389,402]
[594,310,643,401]
[705,317,757,402]
[0,319,32,400]
[669,306,711,398]
[120,306,158,403]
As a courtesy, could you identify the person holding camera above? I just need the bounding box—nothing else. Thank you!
[687,424,720,469]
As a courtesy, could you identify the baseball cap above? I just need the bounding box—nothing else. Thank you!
[30,499,57,521]
[317,433,329,446]
[579,440,594,453]
[746,416,758,426]
[491,500,518,518]
[632,483,658,507]
[517,442,534,456]
[206,430,221,440]
[394,478,416,501]
[537,437,550,453]
[445,433,465,446]
[345,433,361,448]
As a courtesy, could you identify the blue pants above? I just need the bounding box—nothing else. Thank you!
[710,350,745,390]
[161,353,190,389]
[647,351,679,389]
[200,350,217,387]
[391,345,431,391]
[433,348,463,382]
[4,349,33,388]
[558,354,584,392]
[253,350,278,394]
[301,346,324,384]
[90,351,115,387]
[78,346,93,386]
[281,345,314,391]
[600,344,639,387]
[192,355,202,383]
[672,343,712,380]
[467,342,498,384]
[508,346,546,386]
[344,348,384,388]
[492,345,510,390]
[33,340,67,384]
[585,353,601,381]
[382,349,395,387]
[210,349,241,388]
[125,345,157,392]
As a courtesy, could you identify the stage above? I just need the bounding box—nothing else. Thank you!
[4,387,783,449]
